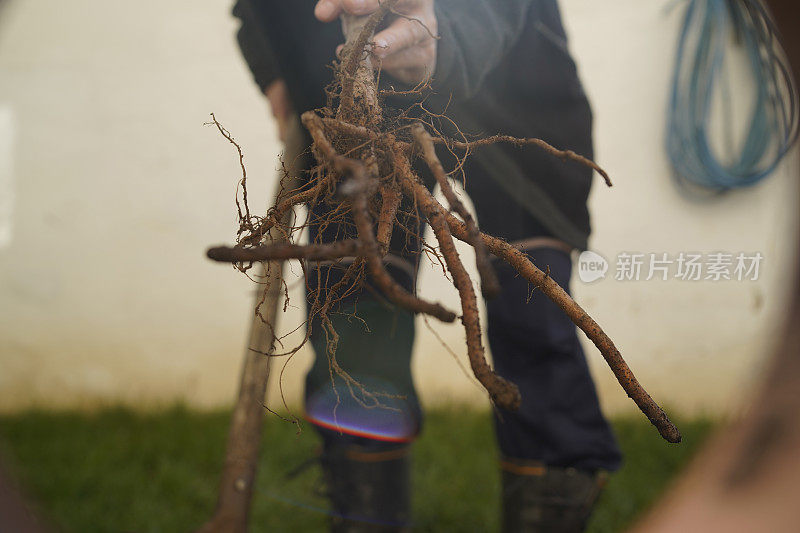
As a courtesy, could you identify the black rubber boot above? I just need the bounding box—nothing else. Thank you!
[321,443,412,533]
[501,458,607,533]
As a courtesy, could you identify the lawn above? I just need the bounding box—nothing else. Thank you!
[0,406,714,532]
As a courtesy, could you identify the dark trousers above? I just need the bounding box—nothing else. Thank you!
[303,172,622,473]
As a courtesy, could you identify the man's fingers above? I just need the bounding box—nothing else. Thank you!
[342,0,382,15]
[314,1,339,22]
[314,0,437,86]
[315,0,382,22]
[373,16,434,59]
[315,0,424,22]
[377,45,435,85]
[390,67,428,85]
[379,44,434,72]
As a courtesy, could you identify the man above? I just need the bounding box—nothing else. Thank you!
[232,1,622,531]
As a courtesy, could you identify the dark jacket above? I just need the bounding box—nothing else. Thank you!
[233,0,595,249]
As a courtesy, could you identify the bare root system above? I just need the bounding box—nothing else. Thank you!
[207,2,681,443]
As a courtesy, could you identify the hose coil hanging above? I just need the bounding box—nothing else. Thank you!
[667,0,798,191]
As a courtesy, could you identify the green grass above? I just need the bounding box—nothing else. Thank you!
[0,406,714,532]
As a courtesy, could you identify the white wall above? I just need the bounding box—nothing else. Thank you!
[0,0,796,415]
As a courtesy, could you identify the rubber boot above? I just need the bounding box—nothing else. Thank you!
[501,458,607,533]
[321,443,412,532]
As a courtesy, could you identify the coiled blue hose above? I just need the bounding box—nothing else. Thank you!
[667,0,798,191]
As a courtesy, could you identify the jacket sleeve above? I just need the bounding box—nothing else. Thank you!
[433,0,534,99]
[232,0,281,91]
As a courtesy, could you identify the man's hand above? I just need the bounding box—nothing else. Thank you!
[264,79,292,143]
[314,0,438,85]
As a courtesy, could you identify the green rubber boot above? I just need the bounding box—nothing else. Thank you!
[501,458,607,533]
[322,444,412,533]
